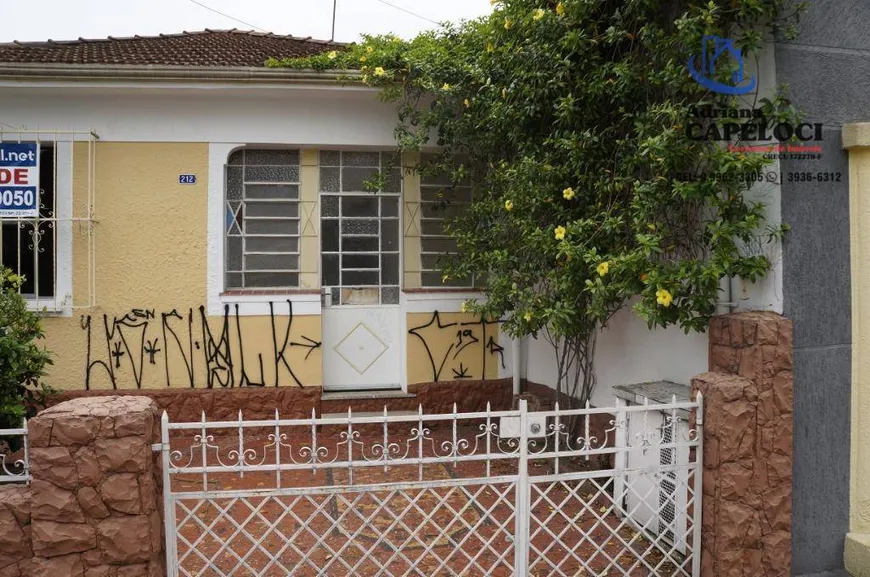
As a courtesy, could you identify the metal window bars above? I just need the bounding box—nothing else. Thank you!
[0,124,99,310]
[160,395,703,577]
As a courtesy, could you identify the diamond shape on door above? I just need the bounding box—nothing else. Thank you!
[333,322,389,375]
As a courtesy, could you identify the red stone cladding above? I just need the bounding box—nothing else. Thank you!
[692,312,794,577]
[0,485,31,576]
[48,378,515,422]
[26,396,164,577]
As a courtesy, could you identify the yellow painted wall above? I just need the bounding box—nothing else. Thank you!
[406,312,501,383]
[41,142,321,390]
[37,143,492,391]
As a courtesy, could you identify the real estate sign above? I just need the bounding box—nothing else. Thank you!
[0,142,39,217]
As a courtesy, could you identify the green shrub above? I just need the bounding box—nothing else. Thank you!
[0,266,53,431]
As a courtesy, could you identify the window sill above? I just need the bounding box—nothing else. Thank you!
[221,289,320,297]
[402,289,485,313]
[403,288,481,294]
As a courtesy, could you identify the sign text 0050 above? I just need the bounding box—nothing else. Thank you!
[0,143,39,217]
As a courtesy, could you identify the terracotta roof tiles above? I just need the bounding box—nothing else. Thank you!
[0,29,340,67]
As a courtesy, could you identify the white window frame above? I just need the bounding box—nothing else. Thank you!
[207,143,320,316]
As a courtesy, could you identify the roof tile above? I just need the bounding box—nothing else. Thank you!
[0,29,340,67]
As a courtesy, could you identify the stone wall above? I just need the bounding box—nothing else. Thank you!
[692,311,794,577]
[0,485,32,576]
[49,378,516,421]
[27,397,164,577]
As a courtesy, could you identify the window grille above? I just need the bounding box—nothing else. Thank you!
[0,125,98,311]
[319,150,401,305]
[419,155,474,288]
[225,149,301,289]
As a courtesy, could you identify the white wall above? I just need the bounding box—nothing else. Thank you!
[523,306,709,407]
[0,83,400,146]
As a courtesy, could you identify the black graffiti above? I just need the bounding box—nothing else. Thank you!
[408,311,504,382]
[81,300,322,390]
[452,363,471,379]
[144,339,161,364]
[486,336,506,370]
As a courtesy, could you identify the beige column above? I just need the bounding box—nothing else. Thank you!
[402,151,422,289]
[844,123,870,576]
[299,149,319,289]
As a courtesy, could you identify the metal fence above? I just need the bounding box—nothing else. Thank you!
[161,396,703,577]
[0,419,30,484]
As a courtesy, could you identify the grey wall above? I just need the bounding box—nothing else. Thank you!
[775,1,870,573]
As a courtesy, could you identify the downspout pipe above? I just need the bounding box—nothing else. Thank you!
[512,336,523,396]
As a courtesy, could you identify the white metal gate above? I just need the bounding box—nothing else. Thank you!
[161,395,703,576]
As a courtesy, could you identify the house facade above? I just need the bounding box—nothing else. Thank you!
[2,18,864,575]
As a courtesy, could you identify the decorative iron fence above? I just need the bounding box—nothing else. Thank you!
[0,419,30,484]
[161,396,703,577]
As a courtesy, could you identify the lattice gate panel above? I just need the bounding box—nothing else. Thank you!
[173,483,517,577]
[162,397,702,577]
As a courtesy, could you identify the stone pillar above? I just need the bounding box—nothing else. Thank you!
[692,311,793,577]
[27,397,164,577]
[0,486,32,576]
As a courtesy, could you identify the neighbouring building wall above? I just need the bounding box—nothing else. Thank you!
[774,1,868,571]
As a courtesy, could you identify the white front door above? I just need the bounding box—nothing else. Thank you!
[319,152,402,390]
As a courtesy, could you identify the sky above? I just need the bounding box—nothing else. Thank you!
[0,0,493,44]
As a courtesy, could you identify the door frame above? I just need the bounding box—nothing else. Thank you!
[318,149,406,392]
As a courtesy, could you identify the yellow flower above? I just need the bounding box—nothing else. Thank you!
[562,187,575,200]
[533,8,545,20]
[464,98,471,108]
[487,42,495,53]
[359,55,367,62]
[504,199,514,211]
[374,66,386,76]
[442,83,451,90]
[443,274,450,283]
[554,225,567,240]
[460,301,468,313]
[504,18,512,29]
[556,2,565,16]
[597,261,610,277]
[523,311,533,322]
[366,45,374,53]
[327,51,338,60]
[656,289,673,307]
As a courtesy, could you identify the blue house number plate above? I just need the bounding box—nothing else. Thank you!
[179,174,197,184]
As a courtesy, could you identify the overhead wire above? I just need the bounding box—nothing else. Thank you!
[186,0,269,32]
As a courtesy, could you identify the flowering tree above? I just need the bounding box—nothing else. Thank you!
[273,0,804,407]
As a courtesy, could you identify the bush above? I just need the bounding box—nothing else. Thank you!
[0,266,52,431]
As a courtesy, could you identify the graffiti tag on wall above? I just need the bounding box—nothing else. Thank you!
[81,301,321,389]
[408,311,505,382]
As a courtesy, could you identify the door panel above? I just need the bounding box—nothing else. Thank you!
[322,307,401,390]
